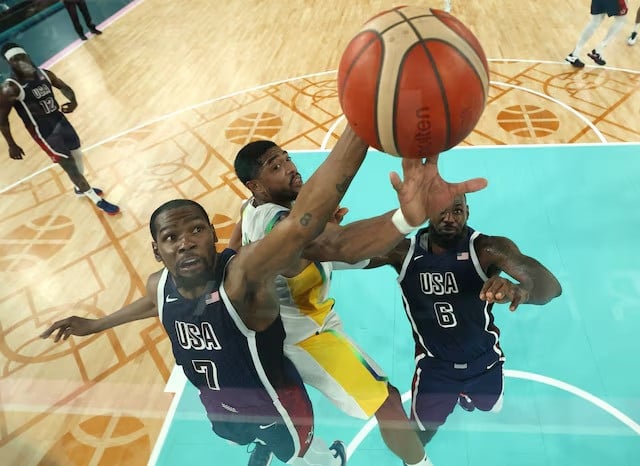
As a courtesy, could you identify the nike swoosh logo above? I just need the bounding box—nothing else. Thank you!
[165,296,178,303]
[413,255,424,261]
[486,360,500,370]
[258,422,277,429]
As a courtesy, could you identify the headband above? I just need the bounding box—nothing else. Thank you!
[4,47,27,61]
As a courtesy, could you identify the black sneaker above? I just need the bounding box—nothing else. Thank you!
[628,31,637,46]
[96,199,120,215]
[90,27,102,35]
[587,49,606,66]
[565,53,585,68]
[329,440,347,466]
[247,442,273,466]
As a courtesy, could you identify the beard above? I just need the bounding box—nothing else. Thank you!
[428,227,466,249]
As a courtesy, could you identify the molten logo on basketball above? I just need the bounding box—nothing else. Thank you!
[337,6,489,158]
[415,107,432,157]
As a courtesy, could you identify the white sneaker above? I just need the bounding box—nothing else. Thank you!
[628,32,637,46]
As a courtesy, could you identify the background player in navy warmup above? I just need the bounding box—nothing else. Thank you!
[41,130,488,465]
[0,43,119,215]
[385,194,561,446]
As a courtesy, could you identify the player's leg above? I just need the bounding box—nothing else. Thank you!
[259,357,345,466]
[462,361,505,413]
[628,6,639,45]
[77,0,101,34]
[566,12,606,67]
[411,355,460,447]
[63,2,86,39]
[443,0,451,13]
[589,3,628,64]
[286,323,431,465]
[56,118,120,214]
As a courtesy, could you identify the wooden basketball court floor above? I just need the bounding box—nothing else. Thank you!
[0,1,639,465]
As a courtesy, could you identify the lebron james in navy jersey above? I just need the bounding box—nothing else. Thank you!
[387,195,561,445]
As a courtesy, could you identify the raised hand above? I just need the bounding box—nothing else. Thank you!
[40,316,98,342]
[389,155,487,227]
[480,276,530,311]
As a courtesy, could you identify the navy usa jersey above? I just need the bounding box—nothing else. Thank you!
[397,227,504,363]
[157,249,290,419]
[6,69,61,130]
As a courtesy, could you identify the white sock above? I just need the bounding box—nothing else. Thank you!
[634,23,639,33]
[407,455,434,466]
[596,15,626,52]
[290,436,341,466]
[573,14,605,55]
[70,148,85,175]
[84,189,102,204]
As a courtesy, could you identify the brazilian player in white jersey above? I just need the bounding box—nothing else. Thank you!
[231,140,457,466]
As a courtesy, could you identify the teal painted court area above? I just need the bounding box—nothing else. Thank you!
[154,144,640,466]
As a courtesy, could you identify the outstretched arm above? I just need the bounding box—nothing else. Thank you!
[303,155,488,263]
[43,69,77,112]
[40,271,162,342]
[0,83,24,159]
[223,126,369,326]
[477,235,562,311]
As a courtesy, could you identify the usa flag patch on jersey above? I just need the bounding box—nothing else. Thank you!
[205,291,220,304]
[457,252,469,260]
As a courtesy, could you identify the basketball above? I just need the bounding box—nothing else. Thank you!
[337,6,490,158]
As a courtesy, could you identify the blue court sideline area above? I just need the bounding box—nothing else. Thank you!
[154,143,640,466]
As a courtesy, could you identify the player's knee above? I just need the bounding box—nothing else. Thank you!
[374,383,406,421]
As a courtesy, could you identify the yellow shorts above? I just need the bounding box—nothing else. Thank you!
[283,316,388,419]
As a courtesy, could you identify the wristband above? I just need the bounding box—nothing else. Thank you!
[391,208,418,234]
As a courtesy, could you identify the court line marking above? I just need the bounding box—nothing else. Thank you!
[345,369,640,459]
[147,365,187,466]
[4,55,638,193]
[317,81,607,148]
[490,81,607,143]
[487,58,640,75]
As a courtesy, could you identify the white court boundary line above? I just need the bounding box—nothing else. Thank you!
[346,369,640,459]
[4,54,639,193]
[147,366,187,466]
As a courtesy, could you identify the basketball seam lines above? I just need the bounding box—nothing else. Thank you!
[394,8,452,151]
[340,30,385,149]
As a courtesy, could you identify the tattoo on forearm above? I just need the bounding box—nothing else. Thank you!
[336,175,353,194]
[300,213,312,226]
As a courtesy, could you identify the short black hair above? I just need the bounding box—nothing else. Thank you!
[149,199,210,240]
[234,140,277,184]
[1,42,23,60]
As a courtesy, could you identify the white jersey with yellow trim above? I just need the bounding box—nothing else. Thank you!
[241,198,367,343]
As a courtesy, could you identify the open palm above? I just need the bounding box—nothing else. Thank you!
[390,155,487,226]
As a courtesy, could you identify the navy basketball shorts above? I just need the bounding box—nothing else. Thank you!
[200,357,313,462]
[591,0,628,17]
[28,113,81,163]
[410,350,504,430]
